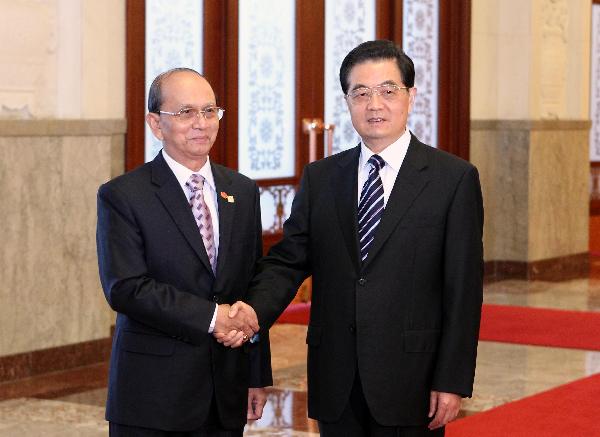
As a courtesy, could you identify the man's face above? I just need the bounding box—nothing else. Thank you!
[345,59,416,152]
[146,71,219,170]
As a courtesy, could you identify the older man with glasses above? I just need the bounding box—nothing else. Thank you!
[97,67,271,436]
[221,40,484,437]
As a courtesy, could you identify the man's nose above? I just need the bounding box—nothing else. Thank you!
[191,112,209,128]
[366,91,384,109]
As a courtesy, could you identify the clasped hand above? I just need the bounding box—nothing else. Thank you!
[213,301,259,348]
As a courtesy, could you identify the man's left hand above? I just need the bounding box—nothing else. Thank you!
[213,301,259,348]
[213,329,246,347]
[247,388,267,421]
[428,391,461,430]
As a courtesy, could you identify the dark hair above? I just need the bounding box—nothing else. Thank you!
[147,67,203,113]
[339,40,415,94]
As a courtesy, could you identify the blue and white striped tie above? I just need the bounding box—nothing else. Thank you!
[358,154,386,262]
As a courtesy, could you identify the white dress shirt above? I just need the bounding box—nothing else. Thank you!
[162,150,219,332]
[357,129,411,206]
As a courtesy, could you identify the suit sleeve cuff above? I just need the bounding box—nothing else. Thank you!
[208,303,218,333]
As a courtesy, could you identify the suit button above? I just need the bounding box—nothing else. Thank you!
[212,295,219,303]
[349,324,356,334]
[358,278,366,286]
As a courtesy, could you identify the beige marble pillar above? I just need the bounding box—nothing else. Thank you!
[0,0,126,380]
[470,0,591,280]
[0,120,125,359]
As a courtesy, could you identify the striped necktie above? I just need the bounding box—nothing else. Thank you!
[358,154,386,262]
[186,174,217,273]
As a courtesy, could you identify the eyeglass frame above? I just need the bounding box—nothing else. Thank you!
[345,84,411,104]
[157,106,225,121]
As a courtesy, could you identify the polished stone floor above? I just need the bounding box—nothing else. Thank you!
[2,275,600,436]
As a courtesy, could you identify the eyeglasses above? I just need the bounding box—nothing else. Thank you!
[346,84,410,104]
[158,106,225,121]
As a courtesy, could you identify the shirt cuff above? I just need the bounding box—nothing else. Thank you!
[208,303,218,333]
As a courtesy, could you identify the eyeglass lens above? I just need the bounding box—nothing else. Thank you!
[179,107,222,120]
[349,85,404,103]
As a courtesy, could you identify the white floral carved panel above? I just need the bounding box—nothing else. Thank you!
[403,0,438,147]
[324,0,376,154]
[591,4,600,161]
[260,185,296,233]
[144,0,204,162]
[238,0,296,180]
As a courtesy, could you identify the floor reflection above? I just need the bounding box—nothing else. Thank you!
[245,389,318,434]
[2,276,600,435]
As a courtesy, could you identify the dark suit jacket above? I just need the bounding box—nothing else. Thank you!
[246,135,483,427]
[96,152,272,431]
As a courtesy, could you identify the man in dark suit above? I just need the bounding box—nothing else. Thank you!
[96,68,271,436]
[223,40,484,436]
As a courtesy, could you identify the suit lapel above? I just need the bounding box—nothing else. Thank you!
[362,136,431,270]
[332,145,361,273]
[152,153,214,275]
[211,164,235,283]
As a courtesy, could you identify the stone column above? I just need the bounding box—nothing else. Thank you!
[0,0,126,381]
[470,0,591,280]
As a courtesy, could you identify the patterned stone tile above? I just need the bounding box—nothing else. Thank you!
[0,398,106,436]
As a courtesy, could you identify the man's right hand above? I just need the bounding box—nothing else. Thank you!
[213,301,259,347]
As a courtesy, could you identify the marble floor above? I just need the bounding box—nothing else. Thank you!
[2,275,600,436]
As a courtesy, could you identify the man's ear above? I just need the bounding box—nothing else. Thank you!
[408,87,417,113]
[146,113,164,141]
[344,95,352,111]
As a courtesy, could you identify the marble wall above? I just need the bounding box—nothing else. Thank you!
[0,0,125,119]
[471,0,590,121]
[471,120,590,263]
[470,123,530,262]
[471,0,591,269]
[0,120,125,356]
[528,124,590,260]
[0,0,126,360]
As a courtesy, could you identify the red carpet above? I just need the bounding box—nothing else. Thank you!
[480,304,600,351]
[446,373,600,436]
[278,303,600,351]
[276,302,311,324]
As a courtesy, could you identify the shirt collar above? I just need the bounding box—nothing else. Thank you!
[359,128,411,172]
[161,149,216,192]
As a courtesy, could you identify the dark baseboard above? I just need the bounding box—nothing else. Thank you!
[0,337,112,384]
[0,362,109,402]
[484,252,589,283]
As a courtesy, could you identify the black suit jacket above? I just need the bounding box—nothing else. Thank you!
[96,152,272,431]
[246,135,483,426]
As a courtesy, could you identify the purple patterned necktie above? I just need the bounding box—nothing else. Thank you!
[358,154,386,262]
[186,174,216,273]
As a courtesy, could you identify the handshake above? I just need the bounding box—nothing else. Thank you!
[213,301,259,348]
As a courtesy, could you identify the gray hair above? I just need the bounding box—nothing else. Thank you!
[147,67,203,113]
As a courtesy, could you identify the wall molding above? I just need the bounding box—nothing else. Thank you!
[0,119,126,137]
[0,337,112,384]
[485,253,589,283]
[471,119,591,131]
